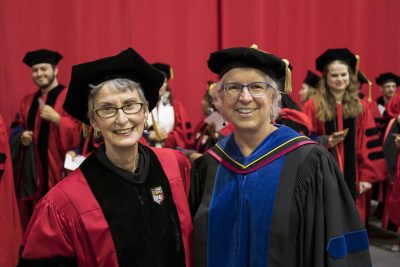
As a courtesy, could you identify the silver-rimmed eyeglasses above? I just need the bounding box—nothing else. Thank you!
[221,82,272,98]
[95,102,144,118]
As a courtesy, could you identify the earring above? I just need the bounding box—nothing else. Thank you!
[222,120,226,127]
[94,128,102,139]
[144,120,149,130]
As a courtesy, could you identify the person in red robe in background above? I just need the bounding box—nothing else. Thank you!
[381,89,400,251]
[276,93,313,137]
[375,73,400,135]
[16,49,81,229]
[18,48,193,267]
[356,71,390,222]
[303,49,387,225]
[181,81,233,163]
[146,63,192,148]
[0,114,23,267]
[299,70,320,104]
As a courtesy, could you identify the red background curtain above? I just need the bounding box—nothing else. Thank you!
[1,0,399,129]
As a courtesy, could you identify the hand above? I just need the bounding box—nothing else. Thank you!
[40,105,61,124]
[327,134,344,148]
[359,181,372,194]
[66,150,77,160]
[21,130,33,146]
[148,128,168,141]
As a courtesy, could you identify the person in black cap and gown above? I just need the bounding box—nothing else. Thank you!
[190,44,371,266]
[15,49,80,229]
[303,48,387,224]
[18,48,193,267]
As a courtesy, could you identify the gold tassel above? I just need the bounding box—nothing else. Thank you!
[150,112,163,141]
[367,81,373,103]
[354,54,360,77]
[250,44,258,49]
[82,123,90,138]
[249,44,291,93]
[170,67,174,80]
[208,82,217,94]
[282,59,292,94]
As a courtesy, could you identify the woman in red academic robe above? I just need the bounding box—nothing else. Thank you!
[303,49,387,224]
[18,48,193,267]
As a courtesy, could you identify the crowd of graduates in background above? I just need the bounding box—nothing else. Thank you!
[0,46,400,266]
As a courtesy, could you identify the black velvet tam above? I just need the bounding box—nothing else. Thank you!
[152,62,172,80]
[23,49,63,67]
[316,48,357,73]
[375,72,400,86]
[208,46,288,81]
[63,48,165,124]
[303,70,320,88]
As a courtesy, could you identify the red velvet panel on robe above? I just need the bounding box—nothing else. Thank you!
[19,89,81,190]
[163,100,192,149]
[21,147,193,267]
[0,114,23,267]
[303,98,387,223]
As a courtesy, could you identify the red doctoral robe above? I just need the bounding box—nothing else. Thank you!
[303,98,387,223]
[19,145,193,267]
[19,85,81,195]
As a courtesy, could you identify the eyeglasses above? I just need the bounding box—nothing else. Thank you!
[95,102,144,118]
[221,82,273,98]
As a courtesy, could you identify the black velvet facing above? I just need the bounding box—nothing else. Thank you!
[368,151,384,160]
[325,117,357,199]
[27,85,65,196]
[211,135,311,172]
[366,139,382,149]
[365,127,379,136]
[80,145,185,267]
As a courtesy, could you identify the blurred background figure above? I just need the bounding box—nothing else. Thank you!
[299,70,320,104]
[184,81,232,162]
[11,49,80,230]
[146,63,192,148]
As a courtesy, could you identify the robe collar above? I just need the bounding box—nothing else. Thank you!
[208,125,314,174]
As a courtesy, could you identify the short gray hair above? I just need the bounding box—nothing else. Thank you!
[87,78,148,122]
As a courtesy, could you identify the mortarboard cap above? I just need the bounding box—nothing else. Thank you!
[208,44,292,93]
[303,71,320,88]
[23,49,63,67]
[63,48,165,125]
[316,48,359,74]
[152,62,173,80]
[375,73,400,86]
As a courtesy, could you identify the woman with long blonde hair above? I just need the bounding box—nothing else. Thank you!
[303,48,387,224]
